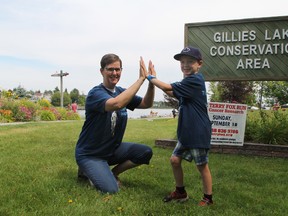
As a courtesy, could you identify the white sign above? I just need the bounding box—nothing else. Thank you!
[208,102,248,146]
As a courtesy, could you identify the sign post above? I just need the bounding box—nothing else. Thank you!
[51,70,69,108]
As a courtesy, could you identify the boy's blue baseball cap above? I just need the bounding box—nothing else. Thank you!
[174,46,202,61]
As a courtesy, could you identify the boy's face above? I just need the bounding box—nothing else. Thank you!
[179,56,202,77]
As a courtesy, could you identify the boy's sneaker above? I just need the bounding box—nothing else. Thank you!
[198,197,213,206]
[163,190,189,202]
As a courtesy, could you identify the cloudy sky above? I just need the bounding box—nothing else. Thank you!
[0,0,287,100]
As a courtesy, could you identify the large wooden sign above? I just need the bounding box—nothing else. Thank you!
[185,16,288,81]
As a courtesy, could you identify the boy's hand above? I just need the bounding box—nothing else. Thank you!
[148,60,156,77]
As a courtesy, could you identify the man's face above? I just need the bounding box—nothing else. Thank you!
[101,61,122,88]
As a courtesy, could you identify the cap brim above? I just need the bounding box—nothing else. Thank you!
[174,53,201,61]
[174,54,184,60]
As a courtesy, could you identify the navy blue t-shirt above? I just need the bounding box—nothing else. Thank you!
[171,73,211,149]
[75,84,142,159]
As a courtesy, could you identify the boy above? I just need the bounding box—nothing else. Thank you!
[143,46,213,206]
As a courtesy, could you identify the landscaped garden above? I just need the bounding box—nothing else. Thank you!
[0,97,80,122]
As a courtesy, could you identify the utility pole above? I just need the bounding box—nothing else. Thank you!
[51,70,69,107]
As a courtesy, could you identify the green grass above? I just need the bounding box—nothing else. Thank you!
[0,119,287,216]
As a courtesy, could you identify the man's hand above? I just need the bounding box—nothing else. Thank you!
[139,56,148,80]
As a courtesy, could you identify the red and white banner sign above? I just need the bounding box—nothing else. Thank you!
[208,102,248,146]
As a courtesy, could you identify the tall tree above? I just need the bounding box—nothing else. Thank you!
[210,81,255,105]
[261,81,288,105]
[13,85,27,98]
[70,88,80,103]
[53,86,60,93]
[51,92,71,107]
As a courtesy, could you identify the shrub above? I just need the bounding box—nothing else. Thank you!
[0,98,81,123]
[0,98,18,117]
[66,111,81,120]
[56,107,69,120]
[40,107,61,120]
[50,107,80,120]
[245,110,288,145]
[0,109,13,122]
[38,99,51,108]
[14,105,33,121]
[0,98,38,122]
[244,111,258,142]
[39,110,56,121]
[15,99,38,121]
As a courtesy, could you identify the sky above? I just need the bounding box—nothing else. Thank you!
[0,0,287,101]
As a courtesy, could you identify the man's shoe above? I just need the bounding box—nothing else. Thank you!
[88,179,95,187]
[77,168,88,180]
[198,197,213,206]
[114,175,122,187]
[163,190,189,202]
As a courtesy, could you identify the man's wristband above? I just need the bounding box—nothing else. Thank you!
[147,75,156,81]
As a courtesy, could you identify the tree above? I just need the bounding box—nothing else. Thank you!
[77,94,86,106]
[53,86,60,93]
[44,90,53,95]
[51,92,71,107]
[13,85,27,98]
[261,81,288,105]
[163,93,179,109]
[70,88,80,103]
[63,92,72,107]
[210,81,255,105]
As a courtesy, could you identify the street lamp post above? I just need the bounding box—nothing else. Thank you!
[51,70,69,107]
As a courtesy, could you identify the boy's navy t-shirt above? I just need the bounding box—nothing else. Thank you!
[75,84,142,159]
[171,73,211,149]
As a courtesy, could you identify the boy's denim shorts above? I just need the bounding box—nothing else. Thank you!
[172,141,209,165]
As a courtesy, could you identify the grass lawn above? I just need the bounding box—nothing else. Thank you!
[0,119,287,216]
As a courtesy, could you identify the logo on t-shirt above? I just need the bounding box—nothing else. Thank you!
[111,111,117,136]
